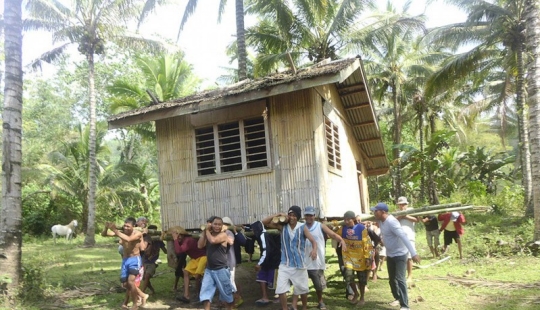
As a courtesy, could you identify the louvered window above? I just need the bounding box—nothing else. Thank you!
[325,117,341,170]
[195,116,269,176]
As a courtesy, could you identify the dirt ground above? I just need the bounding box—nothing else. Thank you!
[142,262,267,310]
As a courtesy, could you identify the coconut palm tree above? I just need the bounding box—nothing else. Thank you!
[178,0,248,80]
[525,0,540,238]
[356,2,431,198]
[25,0,164,246]
[426,0,532,213]
[40,123,156,229]
[0,0,24,295]
[245,0,372,76]
[107,52,200,140]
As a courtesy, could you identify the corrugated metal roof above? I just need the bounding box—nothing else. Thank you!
[107,57,389,175]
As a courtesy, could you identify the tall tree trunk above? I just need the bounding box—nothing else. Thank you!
[516,43,534,216]
[84,53,97,246]
[235,0,247,81]
[417,99,425,203]
[0,0,23,297]
[526,0,540,240]
[392,84,402,198]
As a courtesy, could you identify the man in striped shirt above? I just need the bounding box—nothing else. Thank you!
[262,205,318,310]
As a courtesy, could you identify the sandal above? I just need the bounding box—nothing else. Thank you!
[255,299,270,306]
[176,296,190,303]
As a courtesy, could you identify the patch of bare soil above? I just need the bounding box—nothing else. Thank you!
[44,262,271,310]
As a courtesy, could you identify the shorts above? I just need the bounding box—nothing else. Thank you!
[379,245,386,257]
[143,263,156,280]
[406,241,416,259]
[120,256,142,283]
[426,230,440,247]
[344,268,368,286]
[307,269,326,291]
[185,256,207,276]
[275,265,309,295]
[199,267,234,304]
[444,230,460,246]
[256,268,276,288]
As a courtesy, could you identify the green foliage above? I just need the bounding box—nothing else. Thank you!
[490,185,525,216]
[19,264,47,302]
[464,213,533,258]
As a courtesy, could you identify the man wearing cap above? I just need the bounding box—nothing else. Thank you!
[291,206,346,310]
[171,226,207,303]
[372,202,420,310]
[438,211,466,259]
[396,196,418,281]
[222,216,244,308]
[338,211,372,306]
[262,206,318,310]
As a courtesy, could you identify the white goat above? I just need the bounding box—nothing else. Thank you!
[51,220,78,244]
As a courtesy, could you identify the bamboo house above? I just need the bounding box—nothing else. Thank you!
[108,57,389,230]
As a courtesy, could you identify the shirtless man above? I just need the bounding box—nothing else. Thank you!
[105,218,149,310]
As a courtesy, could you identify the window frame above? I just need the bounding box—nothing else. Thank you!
[325,116,342,172]
[194,116,271,179]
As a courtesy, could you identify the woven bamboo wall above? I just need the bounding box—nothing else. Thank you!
[156,87,369,229]
[313,85,367,217]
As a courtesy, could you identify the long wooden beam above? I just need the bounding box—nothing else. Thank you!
[344,101,371,111]
[352,120,375,128]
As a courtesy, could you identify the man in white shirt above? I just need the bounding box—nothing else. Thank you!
[396,197,417,281]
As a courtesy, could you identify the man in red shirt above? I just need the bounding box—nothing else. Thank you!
[438,211,466,259]
[171,227,207,303]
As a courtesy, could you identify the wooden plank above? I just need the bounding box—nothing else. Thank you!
[344,101,370,111]
[352,120,375,128]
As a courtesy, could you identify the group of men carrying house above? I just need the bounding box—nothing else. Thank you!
[103,198,466,310]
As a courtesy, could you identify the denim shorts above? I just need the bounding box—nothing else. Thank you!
[199,267,234,304]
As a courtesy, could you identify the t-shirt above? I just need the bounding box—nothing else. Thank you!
[142,236,165,264]
[174,236,206,259]
[225,230,236,268]
[339,223,372,271]
[422,215,439,231]
[379,215,417,258]
[398,207,416,241]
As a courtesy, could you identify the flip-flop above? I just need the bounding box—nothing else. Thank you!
[255,299,271,306]
[176,296,190,303]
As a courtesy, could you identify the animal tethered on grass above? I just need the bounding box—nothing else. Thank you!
[51,220,78,244]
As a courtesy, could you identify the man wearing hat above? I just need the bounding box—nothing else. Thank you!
[291,206,346,310]
[372,203,420,310]
[337,211,372,306]
[438,211,466,259]
[171,226,207,303]
[396,196,418,281]
[262,206,318,310]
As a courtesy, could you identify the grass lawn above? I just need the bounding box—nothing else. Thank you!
[7,213,540,310]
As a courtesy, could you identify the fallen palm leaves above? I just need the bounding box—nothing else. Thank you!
[426,274,540,290]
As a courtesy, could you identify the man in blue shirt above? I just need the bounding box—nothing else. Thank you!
[372,203,420,310]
